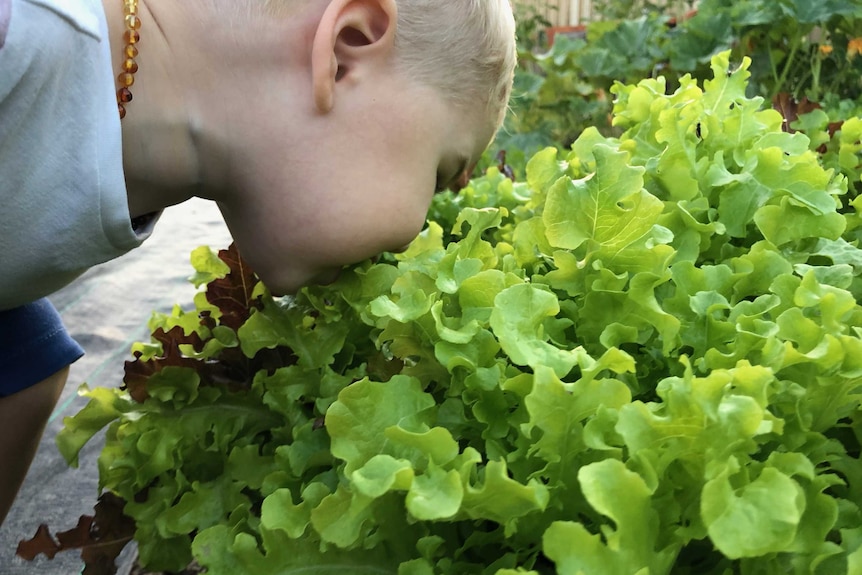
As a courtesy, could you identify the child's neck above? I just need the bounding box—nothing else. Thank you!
[104,0,298,217]
[102,0,198,215]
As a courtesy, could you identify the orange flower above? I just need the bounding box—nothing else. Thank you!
[848,37,862,58]
[820,44,834,55]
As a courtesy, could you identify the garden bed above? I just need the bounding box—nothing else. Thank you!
[21,50,862,574]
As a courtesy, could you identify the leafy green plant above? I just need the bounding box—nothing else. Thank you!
[21,51,862,574]
[491,0,862,180]
[674,0,862,103]
[513,1,554,54]
[491,14,675,175]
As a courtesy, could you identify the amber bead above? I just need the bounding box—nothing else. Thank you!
[118,72,135,87]
[117,0,139,121]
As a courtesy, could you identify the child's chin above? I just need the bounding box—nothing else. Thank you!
[266,268,341,297]
[311,268,342,287]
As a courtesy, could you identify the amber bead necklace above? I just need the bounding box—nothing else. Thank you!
[116,0,141,120]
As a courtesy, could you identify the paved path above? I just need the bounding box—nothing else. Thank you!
[1,199,232,575]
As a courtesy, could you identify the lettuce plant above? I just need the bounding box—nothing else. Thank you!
[25,51,862,574]
[492,0,862,179]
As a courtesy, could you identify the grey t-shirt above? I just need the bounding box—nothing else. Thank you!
[0,0,155,310]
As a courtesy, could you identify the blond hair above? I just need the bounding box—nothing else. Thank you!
[264,0,517,126]
[392,0,517,125]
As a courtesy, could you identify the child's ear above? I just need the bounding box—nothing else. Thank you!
[311,0,397,114]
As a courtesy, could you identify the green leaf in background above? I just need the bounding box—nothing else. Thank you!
[326,375,435,474]
[350,455,414,499]
[57,385,135,467]
[193,524,400,575]
[261,488,312,540]
[702,461,804,558]
[543,460,676,575]
[189,245,230,288]
[405,465,463,520]
[522,365,631,475]
[239,301,349,369]
[490,284,580,377]
[526,146,564,186]
[544,145,653,252]
[460,459,549,528]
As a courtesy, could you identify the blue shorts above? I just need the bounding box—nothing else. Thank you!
[0,299,84,397]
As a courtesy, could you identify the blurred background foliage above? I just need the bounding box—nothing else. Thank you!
[482,0,862,181]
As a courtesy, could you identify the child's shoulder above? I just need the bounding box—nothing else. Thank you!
[15,0,105,39]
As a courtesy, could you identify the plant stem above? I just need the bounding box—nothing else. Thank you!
[771,37,802,101]
[810,52,822,101]
[768,38,780,87]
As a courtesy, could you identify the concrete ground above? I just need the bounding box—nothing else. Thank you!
[0,199,232,575]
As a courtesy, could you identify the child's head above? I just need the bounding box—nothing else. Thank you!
[265,0,517,126]
[212,0,517,294]
[390,0,517,128]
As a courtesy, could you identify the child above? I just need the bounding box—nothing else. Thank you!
[0,0,517,524]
